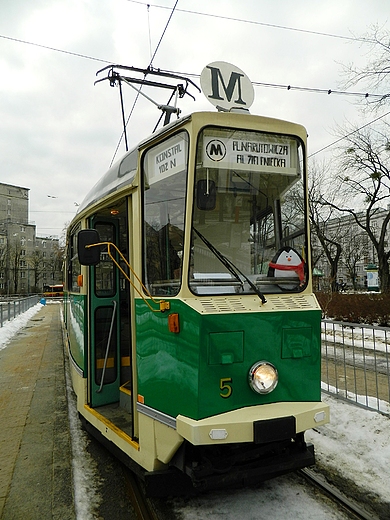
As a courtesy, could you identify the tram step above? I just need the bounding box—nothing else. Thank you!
[119,381,132,413]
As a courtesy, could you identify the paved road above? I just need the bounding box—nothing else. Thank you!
[0,304,75,520]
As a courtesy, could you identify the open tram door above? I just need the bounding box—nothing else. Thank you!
[86,199,132,410]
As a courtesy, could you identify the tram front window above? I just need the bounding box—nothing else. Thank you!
[190,127,308,295]
[143,132,188,296]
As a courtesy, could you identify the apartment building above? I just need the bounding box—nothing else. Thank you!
[312,208,389,291]
[0,182,62,295]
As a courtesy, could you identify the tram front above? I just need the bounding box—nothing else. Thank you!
[138,112,329,491]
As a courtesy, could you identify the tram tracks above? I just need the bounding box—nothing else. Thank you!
[298,468,379,520]
[125,468,380,520]
[119,462,384,519]
[124,470,161,520]
[124,466,379,520]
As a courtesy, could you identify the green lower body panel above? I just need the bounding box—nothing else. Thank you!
[136,298,322,421]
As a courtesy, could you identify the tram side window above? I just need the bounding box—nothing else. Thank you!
[142,132,188,296]
[94,222,115,297]
[69,227,81,293]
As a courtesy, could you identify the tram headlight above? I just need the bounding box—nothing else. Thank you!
[248,361,278,394]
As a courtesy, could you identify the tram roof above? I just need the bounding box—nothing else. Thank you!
[75,110,307,218]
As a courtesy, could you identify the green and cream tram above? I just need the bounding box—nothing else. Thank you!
[64,64,329,495]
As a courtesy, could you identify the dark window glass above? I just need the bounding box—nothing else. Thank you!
[69,224,81,293]
[94,222,116,297]
[94,306,117,385]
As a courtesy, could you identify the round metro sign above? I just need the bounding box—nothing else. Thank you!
[200,61,255,111]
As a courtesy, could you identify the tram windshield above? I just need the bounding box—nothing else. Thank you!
[190,126,307,295]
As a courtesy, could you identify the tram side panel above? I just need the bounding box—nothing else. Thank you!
[65,291,88,403]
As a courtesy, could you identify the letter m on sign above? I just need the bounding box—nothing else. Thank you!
[207,66,246,105]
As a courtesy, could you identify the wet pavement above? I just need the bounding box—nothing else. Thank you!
[0,304,75,519]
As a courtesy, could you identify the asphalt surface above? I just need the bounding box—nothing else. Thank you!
[0,304,75,519]
[0,303,143,520]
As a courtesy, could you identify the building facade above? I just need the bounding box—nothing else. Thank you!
[0,182,63,295]
[312,208,390,291]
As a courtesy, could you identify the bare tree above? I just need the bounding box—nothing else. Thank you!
[329,125,390,291]
[48,242,64,284]
[337,25,390,289]
[342,24,390,109]
[10,243,21,294]
[28,250,45,292]
[0,244,6,294]
[341,230,367,290]
[308,161,347,292]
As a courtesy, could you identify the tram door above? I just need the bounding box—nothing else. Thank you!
[89,203,131,408]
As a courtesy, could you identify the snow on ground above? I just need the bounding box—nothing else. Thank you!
[1,306,389,518]
[171,473,350,519]
[172,392,390,519]
[306,392,390,507]
[322,321,390,354]
[0,302,42,351]
[64,338,103,520]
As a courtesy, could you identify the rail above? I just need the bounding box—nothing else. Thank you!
[321,319,390,416]
[298,468,379,520]
[0,295,41,328]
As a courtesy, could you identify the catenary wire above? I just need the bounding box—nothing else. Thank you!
[126,0,375,43]
[2,31,381,102]
[153,68,385,100]
[0,34,112,64]
[308,110,390,157]
[147,4,153,62]
[1,11,387,161]
[0,32,383,102]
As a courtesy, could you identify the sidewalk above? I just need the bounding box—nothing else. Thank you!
[0,304,75,520]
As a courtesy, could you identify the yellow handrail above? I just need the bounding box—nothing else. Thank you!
[86,242,170,313]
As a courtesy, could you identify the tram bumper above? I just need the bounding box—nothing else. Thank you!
[176,401,329,445]
[144,402,329,496]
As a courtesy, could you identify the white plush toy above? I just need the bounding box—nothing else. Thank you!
[268,247,305,289]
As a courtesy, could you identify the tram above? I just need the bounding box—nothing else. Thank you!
[63,62,329,496]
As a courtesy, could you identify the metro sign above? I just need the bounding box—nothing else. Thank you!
[200,61,254,111]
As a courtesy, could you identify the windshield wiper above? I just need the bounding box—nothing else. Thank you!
[193,228,267,304]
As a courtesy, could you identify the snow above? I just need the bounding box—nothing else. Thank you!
[306,392,390,506]
[322,321,390,355]
[64,338,102,520]
[171,475,349,519]
[0,302,42,351]
[1,305,389,517]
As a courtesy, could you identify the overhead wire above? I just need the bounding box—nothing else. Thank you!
[155,67,385,100]
[1,4,387,161]
[0,34,112,64]
[109,0,180,166]
[147,4,153,62]
[126,0,375,44]
[148,0,179,68]
[251,81,383,100]
[1,31,383,103]
[308,109,390,157]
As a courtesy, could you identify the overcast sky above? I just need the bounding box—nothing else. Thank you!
[1,0,388,239]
